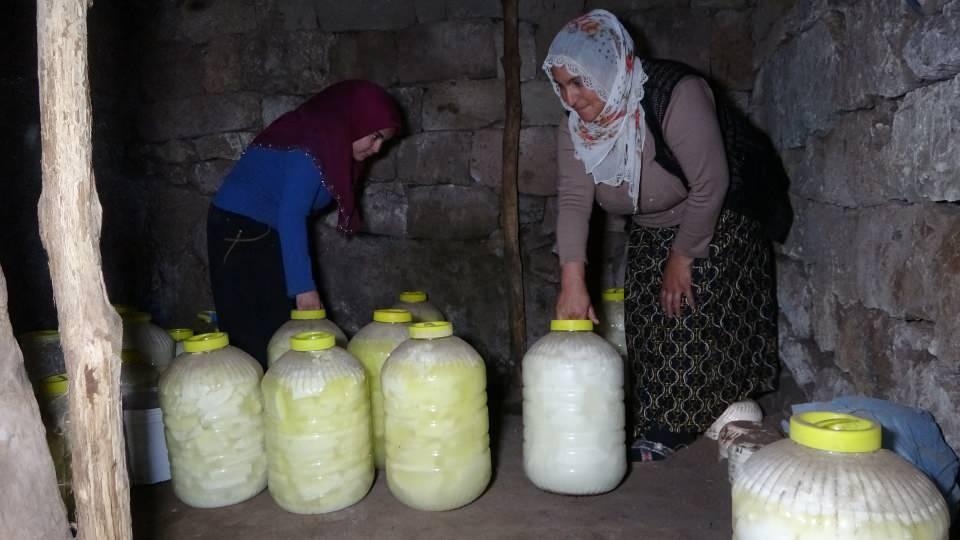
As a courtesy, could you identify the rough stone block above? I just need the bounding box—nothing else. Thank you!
[193,132,256,161]
[904,13,960,80]
[446,0,502,18]
[406,185,499,239]
[627,8,712,72]
[140,42,205,102]
[777,258,813,338]
[389,86,424,134]
[693,0,750,8]
[709,10,753,91]
[495,22,538,81]
[315,0,417,31]
[256,31,333,94]
[415,0,446,23]
[524,271,558,346]
[397,132,474,185]
[890,76,960,202]
[422,80,505,131]
[262,95,308,127]
[523,0,585,74]
[469,127,558,195]
[521,80,564,126]
[187,159,234,195]
[397,21,498,83]
[469,129,502,189]
[138,140,196,164]
[367,145,398,181]
[270,0,320,31]
[329,32,398,87]
[541,196,558,236]
[519,194,546,225]
[360,181,407,237]
[139,93,261,142]
[200,35,249,95]
[150,0,259,44]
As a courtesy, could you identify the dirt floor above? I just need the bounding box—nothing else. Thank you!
[132,412,733,539]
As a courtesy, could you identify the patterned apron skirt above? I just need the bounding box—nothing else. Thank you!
[625,209,779,438]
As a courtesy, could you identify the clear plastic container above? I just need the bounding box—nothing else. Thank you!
[732,412,949,539]
[120,350,171,485]
[159,332,266,508]
[347,309,412,469]
[267,309,347,367]
[36,374,75,523]
[18,330,65,381]
[195,310,219,334]
[262,331,374,514]
[392,291,445,323]
[381,321,490,511]
[122,311,176,374]
[523,320,626,495]
[167,328,194,357]
[596,288,626,358]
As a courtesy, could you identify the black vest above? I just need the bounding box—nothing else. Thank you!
[640,59,793,243]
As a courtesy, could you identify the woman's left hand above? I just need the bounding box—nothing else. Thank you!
[296,290,323,311]
[660,250,695,318]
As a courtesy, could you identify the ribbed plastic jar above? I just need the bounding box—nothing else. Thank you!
[523,320,626,495]
[382,322,490,511]
[122,311,176,374]
[732,412,950,539]
[167,328,194,357]
[267,309,348,366]
[346,309,413,469]
[596,288,626,357]
[262,331,373,514]
[392,291,445,323]
[159,332,266,508]
[36,374,74,521]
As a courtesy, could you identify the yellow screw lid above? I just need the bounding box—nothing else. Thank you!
[183,332,230,353]
[399,291,427,303]
[123,311,152,324]
[789,411,881,453]
[374,309,413,323]
[551,319,594,332]
[602,288,625,301]
[291,331,336,351]
[291,309,327,320]
[196,310,218,323]
[167,328,194,342]
[40,374,68,399]
[409,321,453,339]
[21,330,60,343]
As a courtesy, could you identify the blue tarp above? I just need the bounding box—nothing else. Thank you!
[787,396,960,520]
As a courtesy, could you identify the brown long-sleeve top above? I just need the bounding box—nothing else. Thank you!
[556,76,729,264]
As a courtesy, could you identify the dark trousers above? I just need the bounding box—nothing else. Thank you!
[207,204,292,369]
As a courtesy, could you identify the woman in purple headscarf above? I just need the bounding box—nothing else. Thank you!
[207,80,402,367]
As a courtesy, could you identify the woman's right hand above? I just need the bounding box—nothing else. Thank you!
[556,262,599,323]
[296,290,323,311]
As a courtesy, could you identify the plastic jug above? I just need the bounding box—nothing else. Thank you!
[392,291,444,323]
[267,309,347,366]
[597,288,626,357]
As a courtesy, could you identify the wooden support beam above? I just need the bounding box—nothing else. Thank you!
[500,0,526,380]
[36,0,133,538]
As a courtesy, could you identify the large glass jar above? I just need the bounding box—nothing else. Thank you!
[267,309,347,367]
[262,331,373,514]
[122,311,176,374]
[732,412,950,539]
[36,374,75,523]
[392,291,444,323]
[159,332,266,508]
[167,328,194,357]
[596,288,626,358]
[381,322,490,511]
[523,320,626,495]
[347,309,412,469]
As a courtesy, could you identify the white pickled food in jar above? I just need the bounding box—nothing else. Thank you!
[382,321,490,511]
[733,412,950,540]
[267,309,347,366]
[346,309,412,469]
[523,319,626,495]
[263,331,373,513]
[392,291,444,323]
[122,311,176,374]
[167,328,194,357]
[597,288,626,357]
[159,332,266,508]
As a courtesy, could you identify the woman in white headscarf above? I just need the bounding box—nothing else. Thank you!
[544,10,779,461]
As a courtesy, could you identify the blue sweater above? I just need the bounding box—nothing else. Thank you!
[213,146,333,297]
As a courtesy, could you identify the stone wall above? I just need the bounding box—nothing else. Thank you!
[752,0,960,451]
[132,0,757,379]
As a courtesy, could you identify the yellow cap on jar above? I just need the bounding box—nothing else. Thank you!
[123,311,152,324]
[167,328,194,342]
[602,288,625,301]
[40,374,68,399]
[409,321,452,339]
[789,411,881,453]
[183,332,229,353]
[374,309,413,323]
[291,309,327,320]
[291,331,336,351]
[551,319,594,332]
[399,291,427,303]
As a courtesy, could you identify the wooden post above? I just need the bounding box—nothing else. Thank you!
[36,0,133,538]
[0,266,72,538]
[501,0,526,382]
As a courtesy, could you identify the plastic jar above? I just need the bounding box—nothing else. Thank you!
[392,291,444,323]
[36,374,75,522]
[346,309,413,469]
[267,309,347,367]
[167,328,195,357]
[596,288,626,358]
[122,311,176,374]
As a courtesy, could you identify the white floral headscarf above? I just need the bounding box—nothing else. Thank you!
[543,9,648,211]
